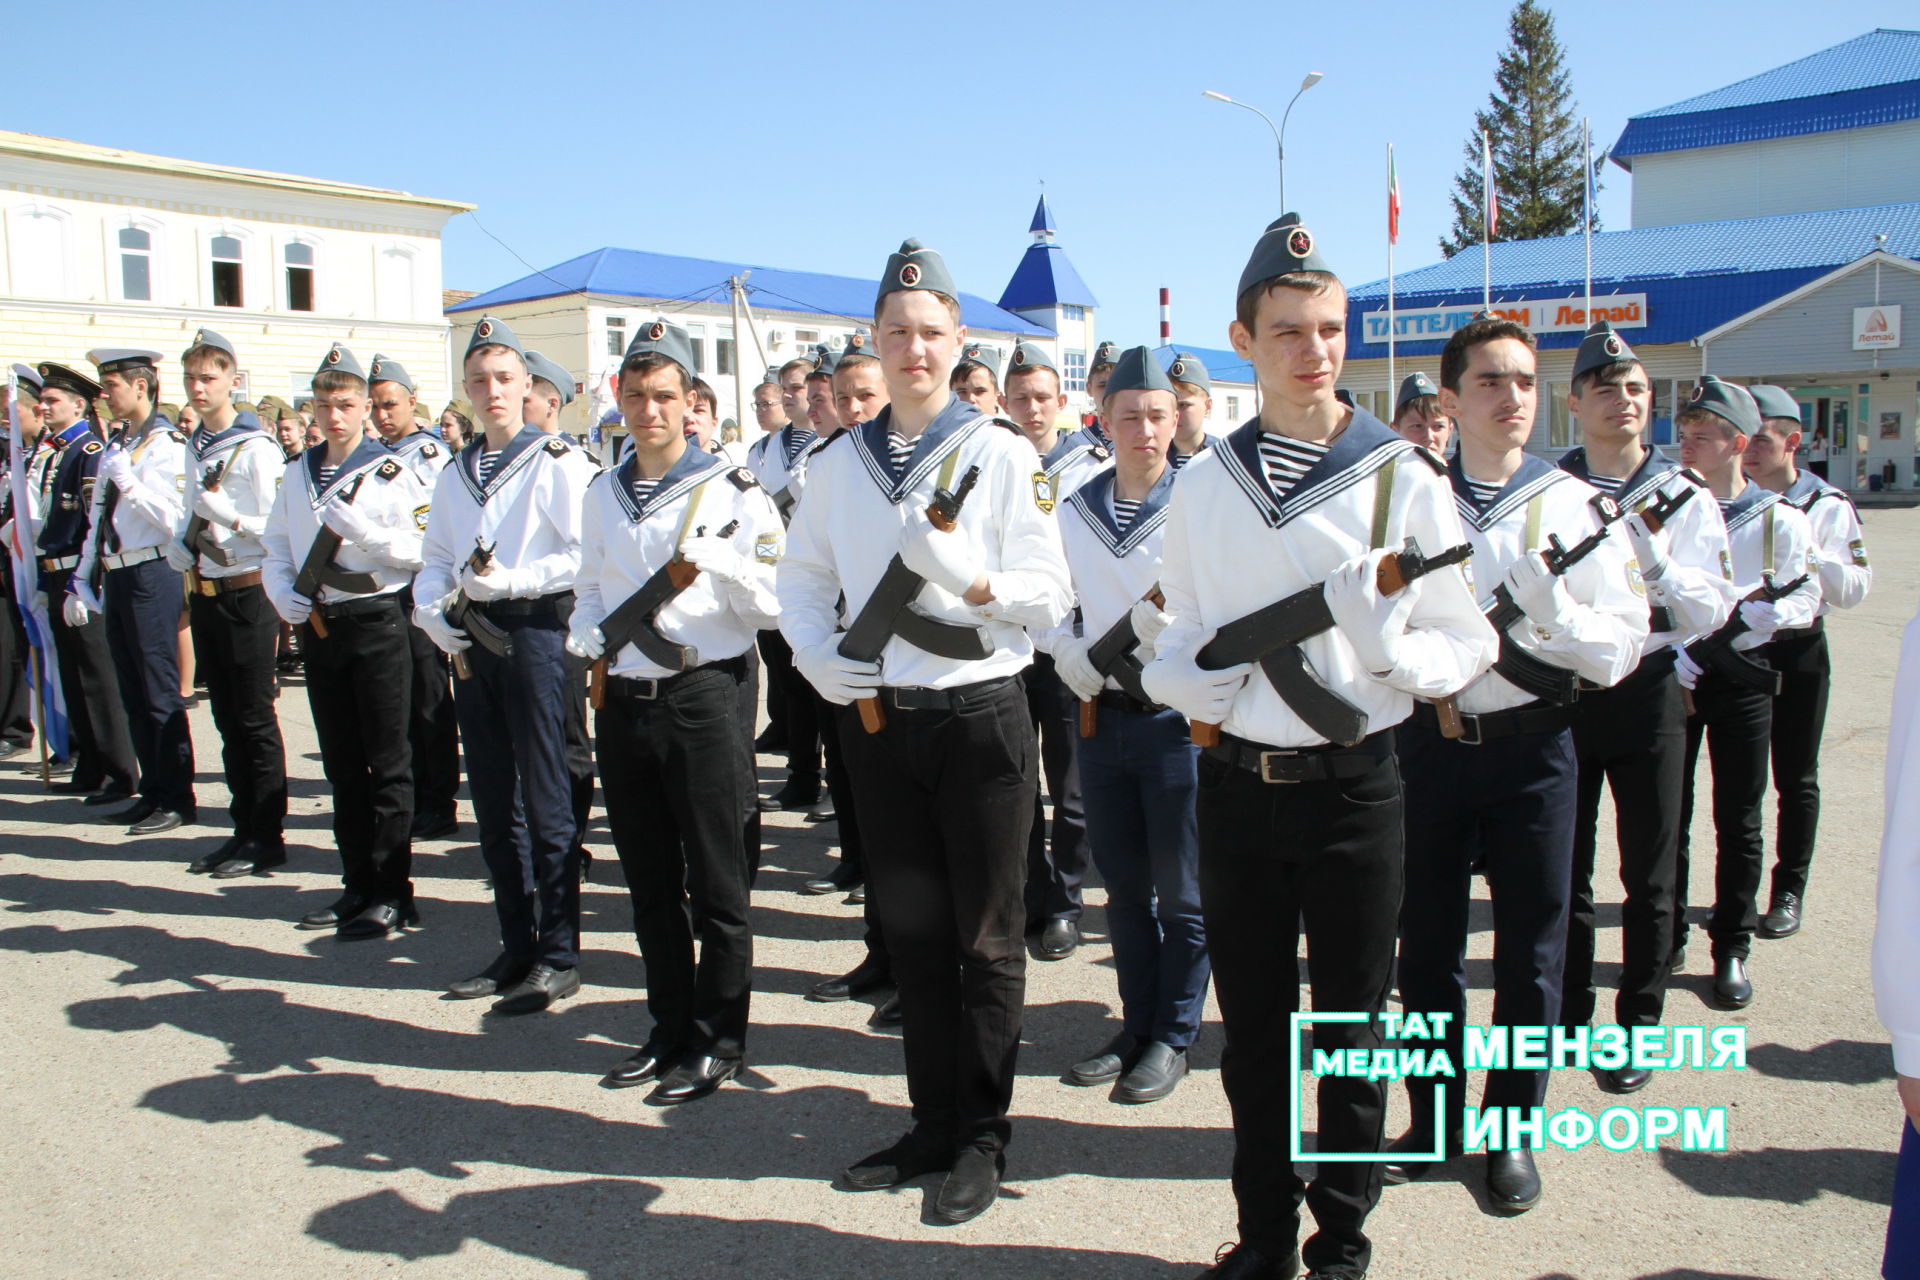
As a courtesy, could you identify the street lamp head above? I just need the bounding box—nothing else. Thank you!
[1202,89,1234,103]
[1300,72,1324,91]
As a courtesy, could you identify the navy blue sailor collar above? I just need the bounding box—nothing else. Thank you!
[780,423,817,465]
[1450,450,1568,531]
[388,429,442,459]
[1781,467,1846,513]
[1041,428,1102,478]
[612,439,725,523]
[1216,407,1411,530]
[190,409,272,459]
[851,395,986,504]
[1066,461,1177,557]
[1719,478,1781,531]
[1557,444,1680,511]
[456,424,547,505]
[303,433,397,505]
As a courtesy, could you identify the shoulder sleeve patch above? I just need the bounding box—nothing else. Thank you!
[728,467,756,491]
[1089,445,1111,462]
[413,504,431,532]
[422,442,439,459]
[1589,493,1621,523]
[83,441,102,455]
[543,438,570,456]
[377,460,402,480]
[167,429,186,443]
[1412,444,1447,474]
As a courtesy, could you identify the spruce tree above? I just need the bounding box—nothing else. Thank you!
[1441,0,1597,258]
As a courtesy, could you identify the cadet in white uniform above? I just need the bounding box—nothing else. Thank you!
[778,239,1072,1225]
[414,316,590,1014]
[263,344,429,938]
[1670,376,1819,1011]
[1142,216,1494,1280]
[1745,383,1872,940]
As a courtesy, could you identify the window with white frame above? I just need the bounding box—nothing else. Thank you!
[1226,395,1242,421]
[684,324,707,374]
[1062,349,1087,393]
[211,234,244,307]
[794,328,819,345]
[375,246,415,318]
[118,227,153,301]
[1061,304,1085,321]
[607,316,627,357]
[285,242,315,312]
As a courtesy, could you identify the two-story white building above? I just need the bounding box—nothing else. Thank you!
[1,131,472,412]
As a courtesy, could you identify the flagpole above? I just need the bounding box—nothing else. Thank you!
[1583,117,1594,322]
[1481,130,1493,311]
[1387,142,1398,395]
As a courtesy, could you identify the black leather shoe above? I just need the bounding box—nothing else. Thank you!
[758,780,819,812]
[81,785,134,806]
[603,1044,678,1088]
[188,836,244,875]
[410,810,458,841]
[805,796,836,822]
[129,808,189,836]
[1669,938,1688,973]
[337,901,417,940]
[491,963,581,1015]
[845,884,867,905]
[646,1053,741,1105]
[300,893,371,931]
[1067,1032,1140,1086]
[1758,892,1802,939]
[1601,1065,1653,1094]
[106,799,157,825]
[1486,1147,1542,1213]
[869,994,903,1026]
[1382,1128,1459,1185]
[578,848,593,883]
[933,1146,1003,1224]
[1039,918,1079,960]
[843,1132,954,1190]
[809,961,892,1003]
[51,776,100,795]
[1195,1241,1302,1279]
[447,953,532,1000]
[1712,955,1754,1009]
[210,841,287,878]
[1117,1041,1188,1103]
[802,865,860,896]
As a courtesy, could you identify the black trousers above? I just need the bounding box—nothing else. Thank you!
[838,679,1034,1153]
[598,662,754,1058]
[190,584,287,843]
[818,688,885,969]
[1566,657,1684,1029]
[104,558,194,813]
[762,628,821,785]
[735,645,761,877]
[1766,628,1830,903]
[46,587,134,790]
[1677,669,1772,961]
[1023,653,1089,924]
[304,598,414,902]
[1199,733,1401,1278]
[561,649,595,856]
[453,613,580,968]
[0,574,31,747]
[401,585,460,822]
[1399,719,1576,1137]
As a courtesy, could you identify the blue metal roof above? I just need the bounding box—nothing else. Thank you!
[1344,201,1920,359]
[998,242,1100,312]
[450,246,1052,337]
[1613,28,1920,165]
[1029,195,1056,236]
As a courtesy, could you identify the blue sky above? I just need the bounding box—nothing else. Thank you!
[7,2,1887,349]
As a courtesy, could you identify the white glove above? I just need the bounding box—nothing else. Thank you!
[1130,600,1172,650]
[281,594,313,626]
[1324,548,1417,675]
[1738,598,1782,636]
[100,448,135,492]
[680,534,748,586]
[794,640,881,706]
[1673,644,1702,691]
[63,593,92,627]
[1623,514,1668,581]
[415,592,472,654]
[192,485,239,528]
[897,508,984,598]
[165,540,196,573]
[72,578,103,614]
[321,499,373,545]
[565,620,606,661]
[1141,645,1252,724]
[460,562,531,602]
[1052,636,1105,701]
[1502,552,1578,633]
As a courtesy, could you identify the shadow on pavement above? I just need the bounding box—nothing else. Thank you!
[1657,1144,1895,1205]
[1744,1038,1897,1085]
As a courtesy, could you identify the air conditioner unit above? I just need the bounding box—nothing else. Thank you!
[768,329,786,347]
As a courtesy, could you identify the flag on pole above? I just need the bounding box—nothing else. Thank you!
[1482,131,1498,239]
[1387,144,1401,245]
[6,373,69,763]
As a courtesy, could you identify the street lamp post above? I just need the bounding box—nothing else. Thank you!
[1203,72,1324,213]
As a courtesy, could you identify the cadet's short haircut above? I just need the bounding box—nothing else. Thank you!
[949,360,997,391]
[689,378,716,411]
[1393,394,1444,427]
[1570,358,1646,398]
[876,288,962,327]
[311,370,368,397]
[777,357,815,381]
[1234,270,1345,333]
[1172,378,1211,402]
[1754,415,1798,439]
[1439,317,1535,392]
[1675,406,1740,440]
[805,365,834,384]
[181,344,234,375]
[752,382,781,402]
[111,360,161,404]
[833,352,881,376]
[618,352,692,394]
[530,376,562,401]
[1005,365,1061,397]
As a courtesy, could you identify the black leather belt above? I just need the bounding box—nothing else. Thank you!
[1581,645,1676,694]
[1095,688,1161,716]
[606,655,746,701]
[884,675,1014,712]
[1771,618,1824,642]
[318,592,403,620]
[1412,699,1570,745]
[1204,729,1392,783]
[478,590,574,618]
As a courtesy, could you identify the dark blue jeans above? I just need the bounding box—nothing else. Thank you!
[1079,704,1208,1047]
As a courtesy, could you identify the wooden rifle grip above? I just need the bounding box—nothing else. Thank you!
[589,657,607,710]
[451,650,472,680]
[1431,695,1466,739]
[1079,699,1098,739]
[1191,720,1221,748]
[306,612,329,641]
[928,508,958,533]
[1375,556,1409,596]
[1681,687,1696,717]
[856,695,886,734]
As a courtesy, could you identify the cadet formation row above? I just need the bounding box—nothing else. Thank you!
[0,216,1871,1280]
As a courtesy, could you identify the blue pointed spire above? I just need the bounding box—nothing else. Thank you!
[1000,196,1097,313]
[1029,194,1056,240]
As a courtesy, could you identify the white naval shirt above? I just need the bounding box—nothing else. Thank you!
[1049,464,1176,692]
[179,414,286,578]
[414,425,587,609]
[1784,469,1871,616]
[574,447,782,679]
[78,413,188,572]
[262,437,428,615]
[746,423,818,510]
[777,397,1072,690]
[386,428,453,489]
[1149,411,1497,749]
[1716,479,1821,647]
[1873,598,1920,1075]
[1029,428,1110,510]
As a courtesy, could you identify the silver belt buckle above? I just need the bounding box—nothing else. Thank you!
[631,677,660,700]
[1258,750,1302,784]
[1457,714,1485,747]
